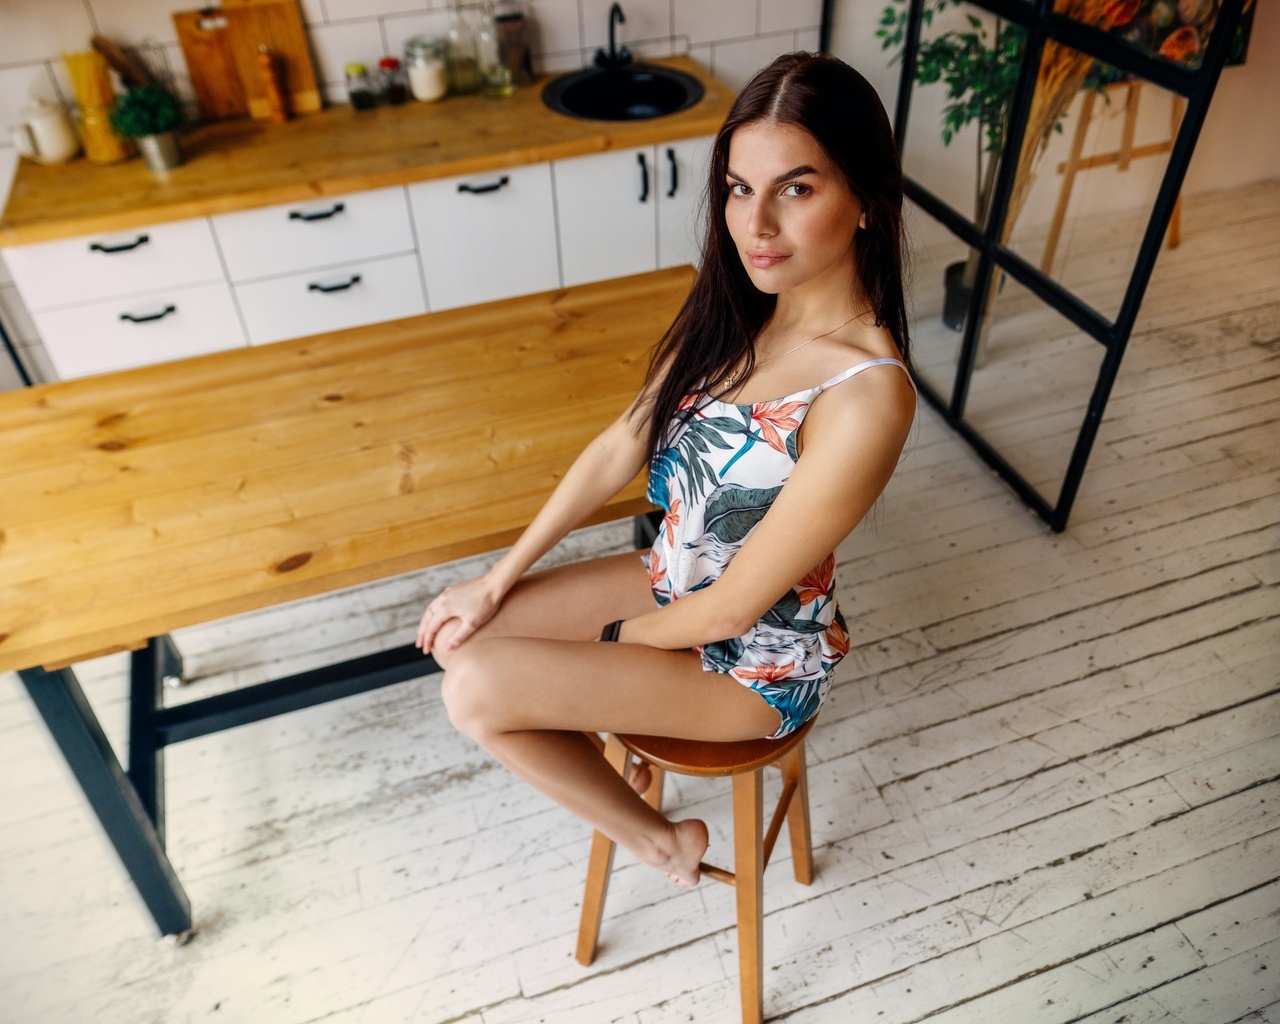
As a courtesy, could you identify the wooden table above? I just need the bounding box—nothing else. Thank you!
[1,268,687,937]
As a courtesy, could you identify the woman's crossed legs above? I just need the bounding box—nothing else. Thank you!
[429,551,780,885]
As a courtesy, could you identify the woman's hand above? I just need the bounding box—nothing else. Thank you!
[416,574,505,655]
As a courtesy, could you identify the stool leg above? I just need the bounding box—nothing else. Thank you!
[644,765,665,812]
[732,768,765,1024]
[784,743,814,886]
[576,734,630,966]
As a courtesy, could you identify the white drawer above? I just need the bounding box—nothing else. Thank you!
[212,186,416,282]
[234,252,427,346]
[33,280,246,380]
[2,219,225,312]
[408,164,560,311]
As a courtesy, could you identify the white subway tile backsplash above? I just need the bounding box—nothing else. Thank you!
[0,0,96,66]
[325,0,431,22]
[89,0,181,47]
[711,32,795,92]
[383,11,454,66]
[760,0,822,36]
[674,0,758,47]
[797,28,821,53]
[526,0,584,59]
[0,66,67,146]
[581,0,672,59]
[307,19,391,91]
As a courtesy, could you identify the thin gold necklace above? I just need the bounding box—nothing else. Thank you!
[719,309,866,393]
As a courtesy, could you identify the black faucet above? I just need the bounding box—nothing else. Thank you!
[594,2,632,69]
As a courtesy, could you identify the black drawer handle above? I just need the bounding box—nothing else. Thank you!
[638,152,649,203]
[289,203,346,222]
[457,176,510,194]
[119,304,176,323]
[308,275,361,293]
[91,235,150,254]
[666,147,678,198]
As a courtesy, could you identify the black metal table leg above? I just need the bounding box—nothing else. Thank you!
[158,634,184,686]
[129,638,167,843]
[18,663,192,938]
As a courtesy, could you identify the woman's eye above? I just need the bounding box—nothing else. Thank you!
[782,183,811,197]
[727,182,750,197]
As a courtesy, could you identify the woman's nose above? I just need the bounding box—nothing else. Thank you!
[747,198,776,238]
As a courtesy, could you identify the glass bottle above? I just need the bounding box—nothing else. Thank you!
[378,56,408,105]
[494,0,532,87]
[405,36,448,102]
[344,62,376,110]
[445,0,480,95]
[476,0,513,99]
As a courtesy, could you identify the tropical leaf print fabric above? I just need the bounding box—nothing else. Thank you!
[643,357,910,734]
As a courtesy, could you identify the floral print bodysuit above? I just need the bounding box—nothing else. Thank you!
[644,357,911,737]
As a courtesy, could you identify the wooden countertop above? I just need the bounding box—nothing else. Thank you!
[0,267,692,673]
[0,57,734,247]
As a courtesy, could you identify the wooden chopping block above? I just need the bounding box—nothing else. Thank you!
[223,0,322,119]
[173,9,249,120]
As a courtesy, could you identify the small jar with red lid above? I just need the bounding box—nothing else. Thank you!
[378,56,408,105]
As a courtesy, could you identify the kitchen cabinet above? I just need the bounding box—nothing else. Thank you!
[210,185,426,345]
[31,281,245,379]
[408,163,560,312]
[234,252,426,346]
[4,218,245,379]
[553,135,712,288]
[210,186,416,283]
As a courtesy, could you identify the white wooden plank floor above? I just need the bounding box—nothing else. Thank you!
[2,180,1277,1024]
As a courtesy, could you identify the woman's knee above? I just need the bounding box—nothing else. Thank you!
[439,643,503,739]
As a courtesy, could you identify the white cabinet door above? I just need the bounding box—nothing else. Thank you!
[408,163,560,312]
[554,147,659,288]
[211,186,416,282]
[234,252,427,346]
[657,135,714,270]
[2,219,226,311]
[32,280,246,379]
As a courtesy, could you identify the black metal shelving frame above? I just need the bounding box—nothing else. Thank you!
[822,0,1245,530]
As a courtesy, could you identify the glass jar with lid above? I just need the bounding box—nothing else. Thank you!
[378,56,408,105]
[404,36,448,102]
[344,63,376,110]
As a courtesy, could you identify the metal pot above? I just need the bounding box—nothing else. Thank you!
[137,131,181,172]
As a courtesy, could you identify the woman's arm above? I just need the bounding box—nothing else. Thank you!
[617,364,916,649]
[417,394,653,652]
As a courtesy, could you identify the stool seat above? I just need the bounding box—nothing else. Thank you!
[617,716,814,777]
[576,718,817,1024]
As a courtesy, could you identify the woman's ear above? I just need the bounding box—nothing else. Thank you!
[859,211,868,229]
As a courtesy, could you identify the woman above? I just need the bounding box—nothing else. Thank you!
[415,52,916,887]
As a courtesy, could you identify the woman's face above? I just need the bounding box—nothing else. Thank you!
[723,120,865,297]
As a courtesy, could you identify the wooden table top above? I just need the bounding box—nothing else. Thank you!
[0,57,734,246]
[0,268,691,673]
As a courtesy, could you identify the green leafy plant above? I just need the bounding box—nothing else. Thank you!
[109,84,183,139]
[878,0,1025,229]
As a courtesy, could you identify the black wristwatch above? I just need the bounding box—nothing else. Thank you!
[599,620,624,642]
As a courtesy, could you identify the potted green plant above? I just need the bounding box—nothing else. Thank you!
[879,0,1024,329]
[879,0,1113,331]
[109,83,184,172]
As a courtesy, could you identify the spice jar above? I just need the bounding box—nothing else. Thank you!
[378,56,408,105]
[344,62,376,110]
[405,36,448,102]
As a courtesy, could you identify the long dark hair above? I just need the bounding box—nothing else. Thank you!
[639,52,911,457]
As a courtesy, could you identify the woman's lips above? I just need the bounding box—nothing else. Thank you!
[746,249,788,269]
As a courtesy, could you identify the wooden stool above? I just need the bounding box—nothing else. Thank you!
[576,718,816,1024]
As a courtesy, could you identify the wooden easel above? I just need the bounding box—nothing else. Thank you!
[1041,79,1187,275]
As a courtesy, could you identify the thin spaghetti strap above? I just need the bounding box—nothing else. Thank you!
[816,357,914,393]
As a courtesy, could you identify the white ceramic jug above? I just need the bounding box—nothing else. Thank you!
[10,100,81,164]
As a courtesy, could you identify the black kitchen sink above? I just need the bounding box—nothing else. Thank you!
[542,64,705,121]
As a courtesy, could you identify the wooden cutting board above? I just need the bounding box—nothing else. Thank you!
[223,0,322,120]
[173,10,248,120]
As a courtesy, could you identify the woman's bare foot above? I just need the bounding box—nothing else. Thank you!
[628,759,652,796]
[649,818,709,887]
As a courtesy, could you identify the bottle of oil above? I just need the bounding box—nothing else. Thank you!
[477,0,513,98]
[445,0,480,95]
